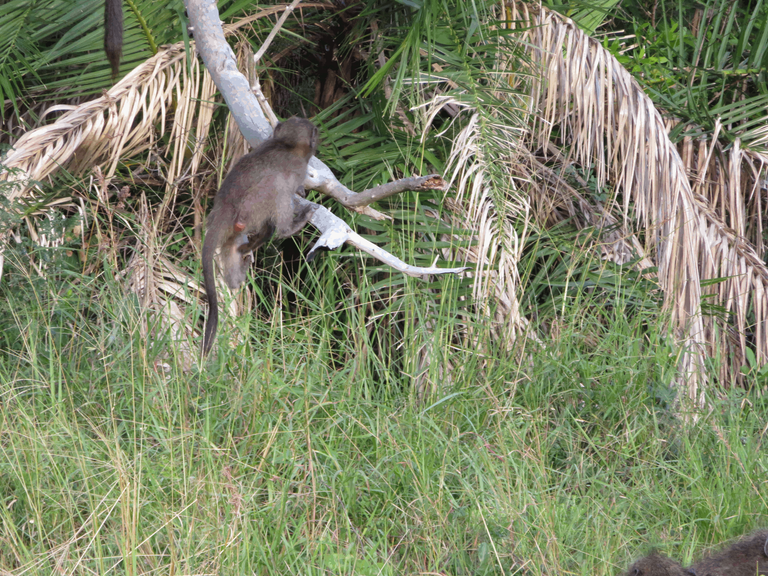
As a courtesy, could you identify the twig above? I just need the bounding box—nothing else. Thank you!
[304,202,468,277]
[345,175,447,207]
[253,0,301,65]
[252,76,279,127]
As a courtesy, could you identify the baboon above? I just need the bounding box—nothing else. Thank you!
[624,531,768,576]
[625,553,690,576]
[690,530,768,576]
[201,117,318,355]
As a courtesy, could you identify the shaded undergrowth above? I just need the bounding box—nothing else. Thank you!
[1,243,766,576]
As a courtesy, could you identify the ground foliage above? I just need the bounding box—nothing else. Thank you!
[1,0,768,573]
[1,249,767,575]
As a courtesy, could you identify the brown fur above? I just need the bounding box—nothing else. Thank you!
[690,530,768,576]
[104,0,123,78]
[624,531,768,576]
[201,117,318,356]
[625,553,691,576]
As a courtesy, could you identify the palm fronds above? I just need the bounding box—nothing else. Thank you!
[505,1,768,401]
[3,43,212,199]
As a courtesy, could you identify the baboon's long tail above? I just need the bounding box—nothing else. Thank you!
[201,218,225,356]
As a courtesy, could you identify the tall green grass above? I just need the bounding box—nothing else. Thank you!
[1,242,767,576]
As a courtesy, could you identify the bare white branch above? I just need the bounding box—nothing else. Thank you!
[305,202,468,277]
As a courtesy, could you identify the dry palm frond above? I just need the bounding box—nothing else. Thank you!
[684,140,768,385]
[501,1,768,403]
[3,44,193,195]
[414,99,541,400]
[0,41,216,261]
[436,108,531,350]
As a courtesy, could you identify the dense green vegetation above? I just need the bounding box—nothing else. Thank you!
[2,0,768,573]
[2,227,767,574]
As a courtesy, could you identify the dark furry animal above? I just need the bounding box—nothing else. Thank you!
[625,553,690,576]
[690,530,768,576]
[624,531,768,576]
[201,117,318,355]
